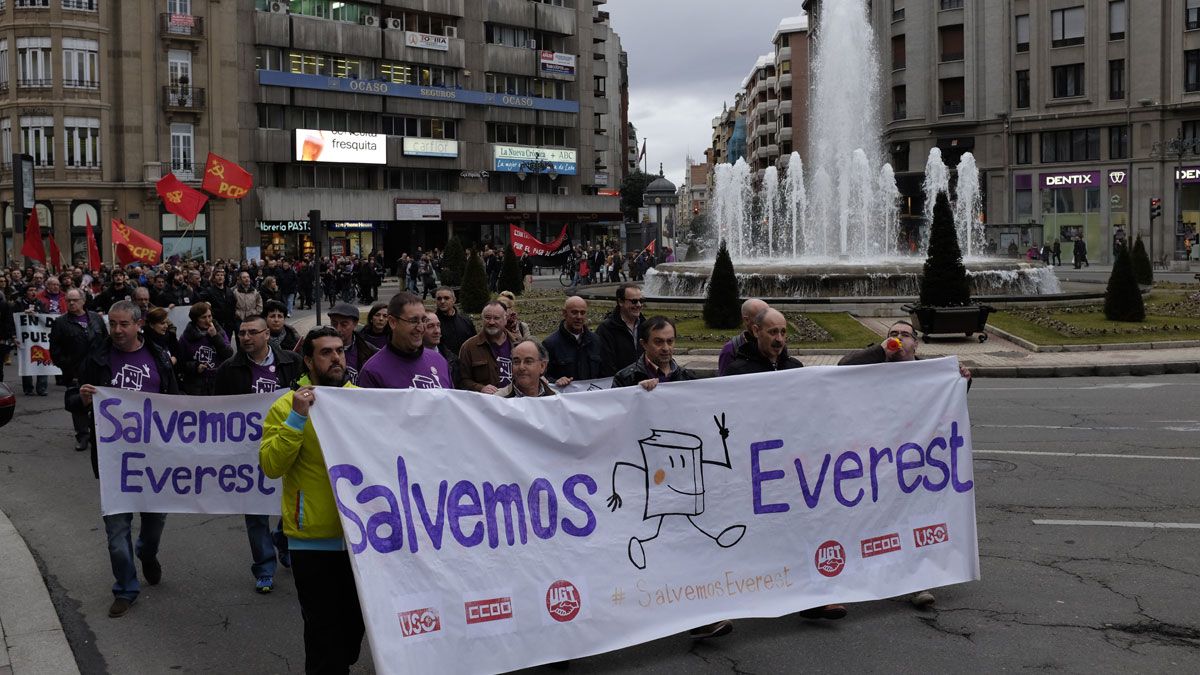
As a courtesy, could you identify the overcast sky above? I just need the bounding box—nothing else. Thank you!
[605,0,802,188]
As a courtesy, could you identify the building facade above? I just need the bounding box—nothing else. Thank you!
[869,0,1200,265]
[242,0,627,263]
[0,0,244,266]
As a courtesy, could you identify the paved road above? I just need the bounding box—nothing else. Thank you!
[1,374,1198,673]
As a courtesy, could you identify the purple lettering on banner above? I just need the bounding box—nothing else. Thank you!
[751,440,789,514]
[895,443,925,493]
[218,464,238,492]
[329,463,369,554]
[256,465,276,495]
[833,451,865,507]
[949,423,974,492]
[527,478,559,539]
[793,453,831,509]
[923,437,951,491]
[120,452,146,492]
[195,465,217,494]
[561,474,597,537]
[412,480,449,550]
[172,466,193,495]
[484,483,529,548]
[448,480,485,547]
[1040,171,1101,190]
[868,446,894,503]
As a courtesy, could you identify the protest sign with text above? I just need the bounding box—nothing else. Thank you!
[95,387,283,516]
[14,312,61,377]
[308,358,979,673]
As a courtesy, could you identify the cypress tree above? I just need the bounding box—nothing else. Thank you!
[1131,235,1153,286]
[1104,245,1145,322]
[703,241,741,329]
[498,243,524,296]
[440,236,466,287]
[919,192,972,307]
[459,250,490,314]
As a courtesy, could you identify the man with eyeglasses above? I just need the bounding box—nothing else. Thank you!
[67,301,179,619]
[50,288,108,452]
[357,292,452,390]
[596,283,645,377]
[837,318,970,609]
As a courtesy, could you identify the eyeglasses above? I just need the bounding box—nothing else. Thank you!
[626,299,645,305]
[237,328,267,337]
[887,330,915,340]
[393,316,428,326]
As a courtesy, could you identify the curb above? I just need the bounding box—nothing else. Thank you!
[985,324,1200,354]
[681,361,1200,380]
[0,509,80,675]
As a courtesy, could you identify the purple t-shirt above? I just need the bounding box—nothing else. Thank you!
[344,342,361,384]
[71,312,90,328]
[108,344,162,393]
[717,332,750,376]
[490,339,513,388]
[179,329,226,381]
[250,361,281,393]
[360,330,390,351]
[358,345,452,390]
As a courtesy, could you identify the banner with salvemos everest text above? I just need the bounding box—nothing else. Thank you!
[308,358,979,674]
[94,387,283,516]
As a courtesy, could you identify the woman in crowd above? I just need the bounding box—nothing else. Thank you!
[264,300,300,352]
[497,292,533,340]
[177,301,233,396]
[144,307,181,370]
[358,302,391,351]
[260,275,282,305]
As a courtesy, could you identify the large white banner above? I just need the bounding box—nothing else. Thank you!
[308,358,979,673]
[14,312,62,377]
[94,387,284,516]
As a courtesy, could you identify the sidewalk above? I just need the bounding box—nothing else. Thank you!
[0,509,79,675]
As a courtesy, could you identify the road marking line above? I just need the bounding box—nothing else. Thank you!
[1033,520,1200,530]
[975,450,1200,461]
[975,424,1145,431]
[976,383,1198,391]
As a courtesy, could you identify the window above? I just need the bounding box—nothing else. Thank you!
[1040,128,1100,163]
[19,116,54,167]
[0,41,8,90]
[63,117,100,168]
[1109,126,1129,159]
[891,0,904,21]
[890,141,909,172]
[1108,1,1126,40]
[289,51,370,80]
[1052,63,1085,98]
[1,120,11,165]
[1015,14,1029,52]
[1051,6,1085,48]
[1189,0,1200,31]
[485,123,568,146]
[255,47,282,71]
[170,123,194,177]
[1016,69,1030,108]
[16,37,52,87]
[289,0,377,23]
[62,0,98,10]
[63,38,99,89]
[892,35,905,69]
[1188,50,1200,92]
[380,62,452,86]
[1184,120,1200,143]
[15,0,50,7]
[1109,59,1124,99]
[1014,133,1032,165]
[167,0,191,13]
[387,168,455,191]
[484,24,563,52]
[393,11,457,36]
[594,75,606,96]
[939,0,962,9]
[940,77,964,115]
[256,103,285,129]
[381,115,457,139]
[892,85,906,120]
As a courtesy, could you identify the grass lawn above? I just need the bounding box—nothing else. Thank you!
[989,311,1200,345]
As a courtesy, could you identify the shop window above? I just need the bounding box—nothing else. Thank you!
[161,210,208,261]
[1015,189,1033,221]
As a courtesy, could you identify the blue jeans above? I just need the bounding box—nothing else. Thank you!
[245,515,288,579]
[103,512,166,600]
[284,293,296,316]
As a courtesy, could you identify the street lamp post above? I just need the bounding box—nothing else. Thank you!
[517,153,559,242]
[1150,133,1200,264]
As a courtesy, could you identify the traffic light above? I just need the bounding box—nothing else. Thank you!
[1150,198,1162,221]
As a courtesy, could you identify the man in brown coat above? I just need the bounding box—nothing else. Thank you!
[458,300,519,394]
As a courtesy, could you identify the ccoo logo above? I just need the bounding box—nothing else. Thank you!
[814,540,846,577]
[398,607,441,637]
[545,580,581,623]
[860,532,902,558]
[465,597,513,625]
[914,523,950,548]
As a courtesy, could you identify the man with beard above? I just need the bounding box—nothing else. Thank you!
[260,327,363,673]
[458,301,518,393]
[319,303,378,385]
[423,309,461,388]
[357,292,451,389]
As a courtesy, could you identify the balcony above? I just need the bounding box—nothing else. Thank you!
[162,86,206,113]
[941,100,964,115]
[18,78,53,90]
[166,162,204,182]
[160,13,205,40]
[779,72,792,88]
[594,88,607,98]
[779,126,792,143]
[777,46,791,61]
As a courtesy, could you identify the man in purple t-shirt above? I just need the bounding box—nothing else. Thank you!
[458,301,518,393]
[357,292,451,390]
[717,298,768,376]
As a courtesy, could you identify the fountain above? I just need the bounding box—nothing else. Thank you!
[645,0,1060,300]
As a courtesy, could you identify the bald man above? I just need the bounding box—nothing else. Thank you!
[541,296,604,386]
[724,308,803,375]
[717,298,769,375]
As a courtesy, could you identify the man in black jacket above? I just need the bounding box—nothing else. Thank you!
[724,308,803,375]
[611,316,696,390]
[596,283,645,377]
[542,296,604,386]
[67,301,179,619]
[200,268,238,337]
[434,287,476,356]
[91,269,135,312]
[215,315,303,595]
[50,288,108,451]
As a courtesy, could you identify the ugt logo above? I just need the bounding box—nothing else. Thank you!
[815,540,846,577]
[914,523,950,548]
[545,580,581,623]
[398,608,441,637]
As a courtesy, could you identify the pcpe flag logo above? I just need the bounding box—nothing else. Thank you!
[545,580,581,623]
[398,607,441,637]
[914,523,950,548]
[465,597,513,625]
[814,540,846,577]
[860,532,902,558]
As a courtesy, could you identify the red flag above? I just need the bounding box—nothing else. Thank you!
[85,213,102,271]
[644,240,656,255]
[201,152,253,199]
[637,140,646,162]
[112,218,164,266]
[47,235,63,269]
[508,224,569,257]
[20,207,46,263]
[155,172,208,223]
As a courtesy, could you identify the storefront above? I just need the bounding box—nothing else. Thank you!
[1175,166,1200,259]
[258,220,381,259]
[1012,169,1127,265]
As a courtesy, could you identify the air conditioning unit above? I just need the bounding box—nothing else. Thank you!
[386,18,403,30]
[444,25,458,38]
[526,39,538,50]
[556,186,569,196]
[362,15,378,27]
[269,1,288,14]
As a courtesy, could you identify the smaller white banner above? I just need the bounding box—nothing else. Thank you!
[296,129,386,165]
[14,312,61,377]
[405,31,450,51]
[395,199,443,221]
[95,388,284,516]
[403,137,458,158]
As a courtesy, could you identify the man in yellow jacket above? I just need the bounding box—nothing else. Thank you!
[260,326,362,674]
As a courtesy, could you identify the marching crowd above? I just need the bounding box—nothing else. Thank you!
[1,253,970,673]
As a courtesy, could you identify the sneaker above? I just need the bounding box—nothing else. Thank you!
[108,597,132,618]
[688,619,734,640]
[798,604,848,620]
[140,557,162,586]
[255,576,274,594]
[277,549,291,569]
[911,591,936,608]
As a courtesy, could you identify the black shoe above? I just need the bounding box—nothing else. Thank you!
[141,557,162,585]
[799,604,847,620]
[108,597,132,618]
[688,619,734,639]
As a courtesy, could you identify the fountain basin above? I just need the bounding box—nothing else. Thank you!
[643,259,1062,299]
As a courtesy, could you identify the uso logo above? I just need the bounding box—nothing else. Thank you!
[465,597,513,625]
[814,540,846,577]
[914,523,949,548]
[398,607,441,637]
[545,580,581,623]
